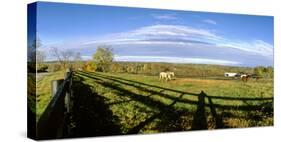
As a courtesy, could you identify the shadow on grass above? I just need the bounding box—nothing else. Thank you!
[71,71,273,135]
[69,75,122,138]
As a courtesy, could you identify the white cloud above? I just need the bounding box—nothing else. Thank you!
[115,55,240,65]
[81,55,92,60]
[152,14,178,20]
[203,19,217,25]
[83,24,273,58]
[132,25,220,39]
[217,39,273,57]
[43,24,273,66]
[84,24,222,46]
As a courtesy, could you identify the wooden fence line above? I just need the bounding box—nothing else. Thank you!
[36,69,73,140]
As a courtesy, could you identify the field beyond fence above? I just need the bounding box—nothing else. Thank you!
[68,71,273,135]
[34,63,273,137]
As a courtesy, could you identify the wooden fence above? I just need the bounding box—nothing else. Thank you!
[36,69,73,139]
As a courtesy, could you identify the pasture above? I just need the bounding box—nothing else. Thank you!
[35,71,65,121]
[69,71,273,135]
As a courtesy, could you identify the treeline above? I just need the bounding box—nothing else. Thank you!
[36,44,273,78]
[37,60,274,79]
[253,66,273,78]
[43,61,273,78]
[110,62,273,78]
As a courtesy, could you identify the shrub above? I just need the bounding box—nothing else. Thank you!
[254,66,274,78]
[92,46,114,72]
[82,62,97,72]
[37,64,48,72]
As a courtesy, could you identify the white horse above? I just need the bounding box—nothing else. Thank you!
[159,72,175,81]
[166,72,174,80]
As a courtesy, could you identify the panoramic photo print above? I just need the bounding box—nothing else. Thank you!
[27,2,274,140]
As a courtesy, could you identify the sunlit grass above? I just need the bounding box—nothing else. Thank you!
[36,71,65,121]
[73,71,273,133]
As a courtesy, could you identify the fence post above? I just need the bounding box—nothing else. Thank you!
[64,68,72,113]
[51,80,64,97]
[64,68,72,136]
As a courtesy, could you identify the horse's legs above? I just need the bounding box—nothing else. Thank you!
[159,74,164,81]
[167,74,171,81]
[242,76,245,82]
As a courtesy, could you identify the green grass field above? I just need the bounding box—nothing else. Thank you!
[36,71,65,121]
[70,71,273,134]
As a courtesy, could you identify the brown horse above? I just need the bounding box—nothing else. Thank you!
[241,74,250,82]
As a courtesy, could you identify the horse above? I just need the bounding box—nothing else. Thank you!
[159,72,169,81]
[240,74,250,82]
[166,72,175,80]
[159,72,175,81]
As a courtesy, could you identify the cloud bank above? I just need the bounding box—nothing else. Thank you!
[43,24,273,67]
[115,55,240,65]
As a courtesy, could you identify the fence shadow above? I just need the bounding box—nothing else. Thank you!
[70,75,122,137]
[191,91,208,130]
[73,71,273,134]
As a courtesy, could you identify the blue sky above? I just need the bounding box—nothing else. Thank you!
[34,2,274,67]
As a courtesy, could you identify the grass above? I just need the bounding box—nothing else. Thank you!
[28,74,36,113]
[36,71,65,121]
[70,71,273,135]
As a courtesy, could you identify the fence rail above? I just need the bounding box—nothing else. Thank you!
[36,69,73,139]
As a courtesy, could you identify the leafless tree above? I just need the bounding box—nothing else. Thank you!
[74,52,83,69]
[74,52,82,61]
[61,50,74,67]
[36,50,46,63]
[51,47,74,69]
[28,38,42,62]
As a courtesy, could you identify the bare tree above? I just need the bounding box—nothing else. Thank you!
[61,50,74,67]
[28,38,42,62]
[36,50,46,63]
[74,52,82,69]
[51,47,63,66]
[36,50,47,71]
[28,37,43,73]
[74,52,82,61]
[51,47,74,69]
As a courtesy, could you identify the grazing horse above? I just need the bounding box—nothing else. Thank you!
[241,74,250,82]
[159,72,175,81]
[166,72,175,80]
